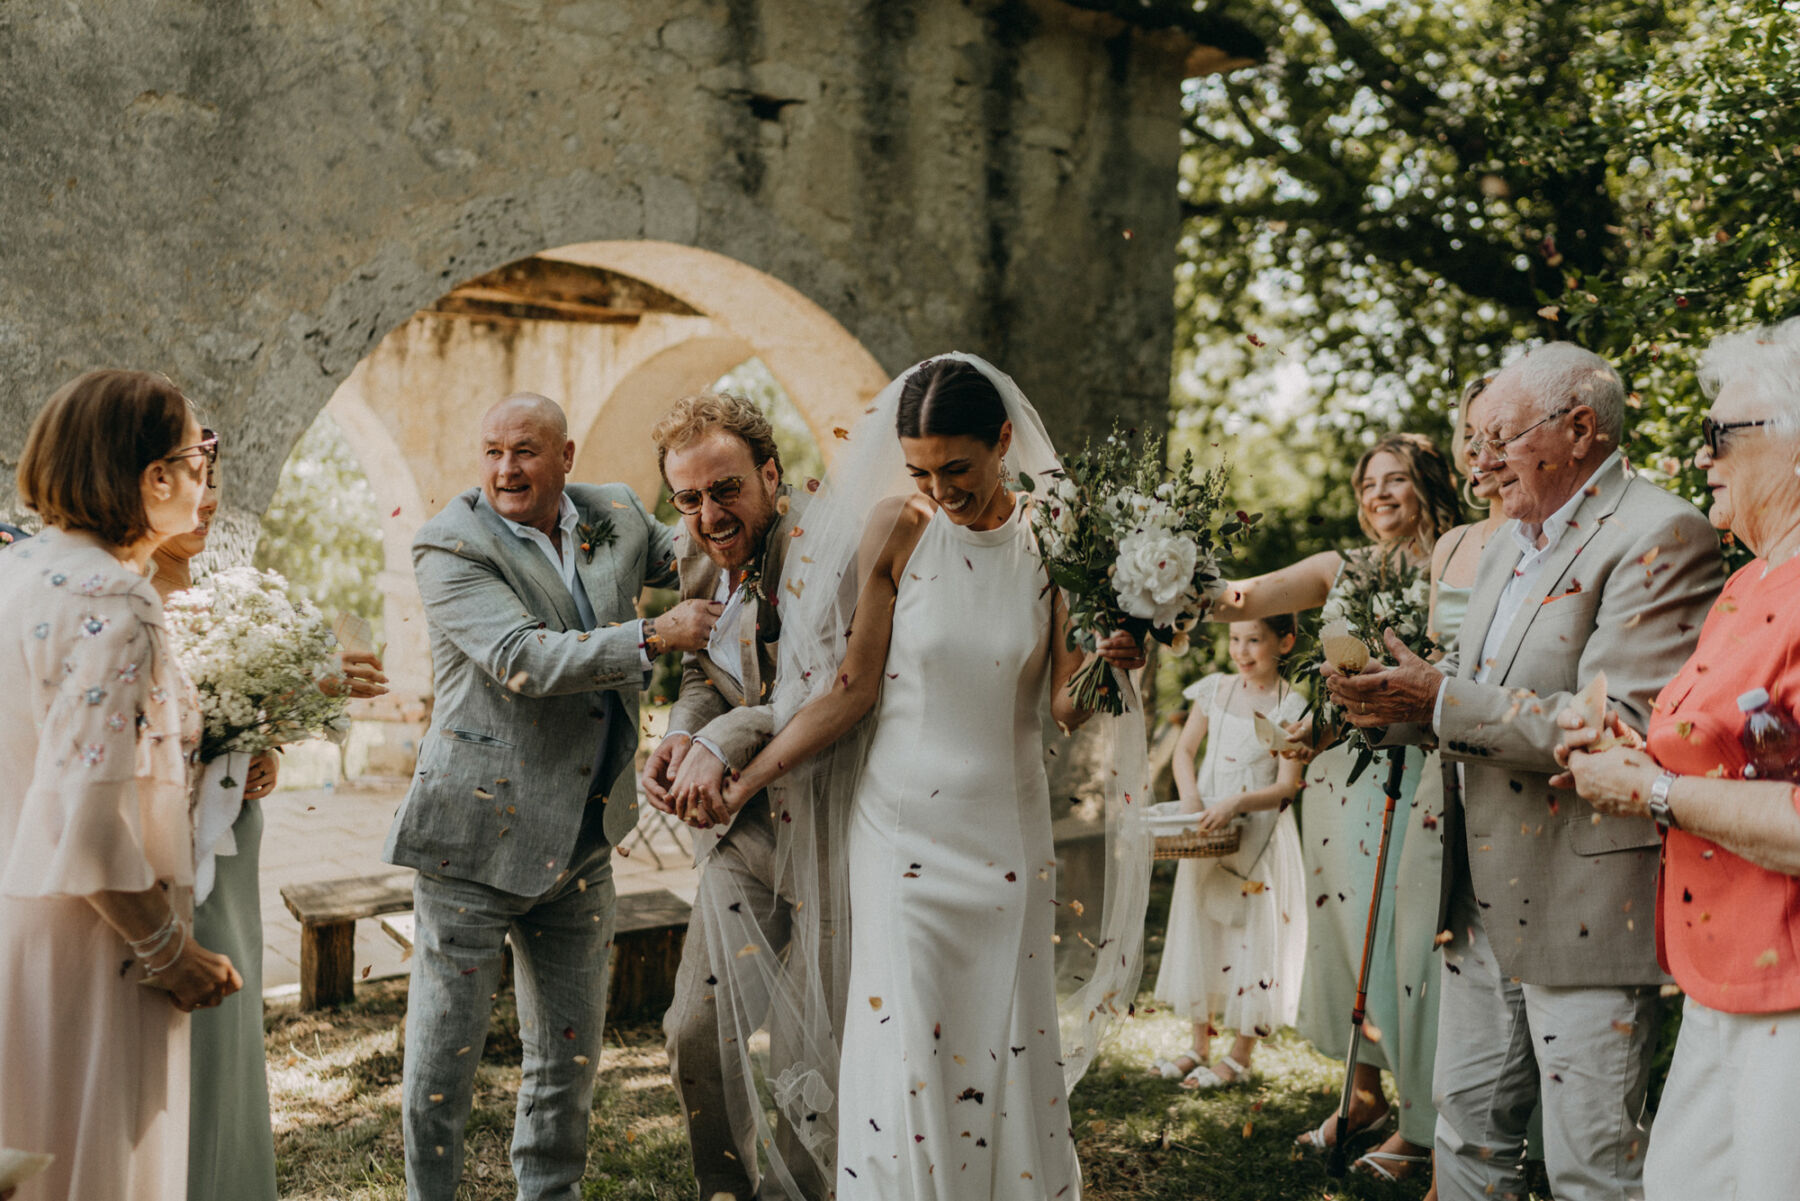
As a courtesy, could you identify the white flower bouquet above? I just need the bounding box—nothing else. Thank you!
[1024,428,1255,716]
[164,566,349,761]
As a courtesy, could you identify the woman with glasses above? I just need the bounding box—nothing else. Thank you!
[0,370,242,1201]
[1204,432,1462,1179]
[146,435,387,1201]
[1558,316,1800,1201]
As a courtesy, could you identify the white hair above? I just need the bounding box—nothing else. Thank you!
[1698,316,1800,436]
[1496,342,1626,443]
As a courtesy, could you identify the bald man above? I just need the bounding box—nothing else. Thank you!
[384,393,720,1200]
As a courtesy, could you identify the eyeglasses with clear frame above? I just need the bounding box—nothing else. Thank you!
[1467,406,1574,465]
[669,474,748,515]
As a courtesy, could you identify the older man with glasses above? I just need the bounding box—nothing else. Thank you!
[1330,343,1725,1201]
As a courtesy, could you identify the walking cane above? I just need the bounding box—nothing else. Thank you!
[1327,746,1408,1178]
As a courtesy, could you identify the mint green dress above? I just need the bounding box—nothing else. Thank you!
[188,795,278,1201]
[1292,569,1459,1145]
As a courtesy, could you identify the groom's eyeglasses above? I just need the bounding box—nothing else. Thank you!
[1701,416,1771,457]
[670,475,748,515]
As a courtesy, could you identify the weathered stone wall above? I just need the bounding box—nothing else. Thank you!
[0,0,1194,527]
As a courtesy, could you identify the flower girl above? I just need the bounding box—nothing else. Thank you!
[1151,616,1309,1088]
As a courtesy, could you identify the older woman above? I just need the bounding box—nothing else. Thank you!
[148,450,387,1201]
[0,370,241,1201]
[1560,317,1800,1200]
[1207,432,1462,1176]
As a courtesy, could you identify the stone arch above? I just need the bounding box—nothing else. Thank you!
[303,241,886,744]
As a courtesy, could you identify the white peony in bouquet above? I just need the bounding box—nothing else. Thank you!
[1025,427,1256,716]
[164,566,349,761]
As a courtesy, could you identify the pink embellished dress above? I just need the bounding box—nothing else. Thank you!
[0,529,201,1201]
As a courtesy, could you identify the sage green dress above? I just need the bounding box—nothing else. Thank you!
[1384,581,1466,1145]
[1292,572,1457,1146]
[189,795,278,1201]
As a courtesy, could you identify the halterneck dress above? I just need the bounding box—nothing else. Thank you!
[834,506,1079,1200]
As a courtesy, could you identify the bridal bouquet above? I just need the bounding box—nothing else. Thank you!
[1025,428,1254,715]
[164,566,349,761]
[1300,546,1436,781]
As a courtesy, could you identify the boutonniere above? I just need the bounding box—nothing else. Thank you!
[575,518,618,564]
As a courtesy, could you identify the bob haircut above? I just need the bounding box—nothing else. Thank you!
[17,369,192,547]
[1352,432,1462,552]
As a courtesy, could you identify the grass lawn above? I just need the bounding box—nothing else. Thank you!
[268,976,1454,1201]
[268,864,1581,1199]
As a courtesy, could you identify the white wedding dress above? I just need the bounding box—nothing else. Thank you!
[834,504,1080,1199]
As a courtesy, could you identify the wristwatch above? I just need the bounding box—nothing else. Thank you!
[1646,770,1680,830]
[643,618,666,658]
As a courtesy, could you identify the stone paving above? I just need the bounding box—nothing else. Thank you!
[258,778,700,995]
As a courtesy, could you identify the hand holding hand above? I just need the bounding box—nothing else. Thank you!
[641,733,690,812]
[672,746,730,828]
[1327,628,1443,728]
[654,600,726,654]
[1096,630,1147,672]
[243,751,279,802]
[1564,744,1661,819]
[1551,705,1648,790]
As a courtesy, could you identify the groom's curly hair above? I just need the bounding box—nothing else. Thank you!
[651,390,783,484]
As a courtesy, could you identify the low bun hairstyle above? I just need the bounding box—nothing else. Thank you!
[895,358,1009,446]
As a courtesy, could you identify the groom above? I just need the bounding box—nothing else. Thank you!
[385,392,721,1200]
[640,391,831,1201]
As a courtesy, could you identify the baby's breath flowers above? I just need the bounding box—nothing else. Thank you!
[164,566,349,761]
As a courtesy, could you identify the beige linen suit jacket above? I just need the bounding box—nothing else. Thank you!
[665,486,805,772]
[1396,457,1722,986]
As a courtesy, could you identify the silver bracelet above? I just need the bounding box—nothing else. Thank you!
[127,911,180,960]
[141,918,189,977]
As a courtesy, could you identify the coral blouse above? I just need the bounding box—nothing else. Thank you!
[1647,554,1800,1014]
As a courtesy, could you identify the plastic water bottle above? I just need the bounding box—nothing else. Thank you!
[1738,689,1800,782]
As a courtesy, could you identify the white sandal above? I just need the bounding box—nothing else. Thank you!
[1352,1148,1432,1182]
[1180,1054,1251,1091]
[1148,1052,1201,1080]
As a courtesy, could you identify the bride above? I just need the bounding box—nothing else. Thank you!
[714,354,1150,1198]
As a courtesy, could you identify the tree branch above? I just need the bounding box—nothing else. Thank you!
[1054,0,1267,65]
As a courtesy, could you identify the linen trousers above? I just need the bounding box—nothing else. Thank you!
[1645,996,1800,1201]
[401,837,615,1201]
[1433,887,1659,1201]
[665,796,832,1201]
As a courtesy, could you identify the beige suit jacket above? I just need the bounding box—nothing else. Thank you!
[1394,457,1722,986]
[665,487,805,770]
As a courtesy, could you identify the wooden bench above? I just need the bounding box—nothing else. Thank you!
[285,872,691,1020]
[281,871,417,1009]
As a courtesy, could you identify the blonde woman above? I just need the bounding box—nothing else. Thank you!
[1207,433,1461,1174]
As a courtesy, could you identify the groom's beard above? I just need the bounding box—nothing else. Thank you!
[698,497,776,573]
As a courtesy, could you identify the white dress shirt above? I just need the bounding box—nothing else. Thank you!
[669,570,747,767]
[1433,450,1623,725]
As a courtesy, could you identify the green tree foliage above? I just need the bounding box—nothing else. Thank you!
[1175,0,1799,582]
[253,411,386,637]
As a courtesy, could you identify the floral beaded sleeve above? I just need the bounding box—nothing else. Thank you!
[3,543,198,899]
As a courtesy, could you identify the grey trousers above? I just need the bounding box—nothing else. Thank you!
[665,800,832,1201]
[401,838,616,1201]
[1433,887,1658,1201]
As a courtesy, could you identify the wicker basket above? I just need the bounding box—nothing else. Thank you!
[1151,825,1242,860]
